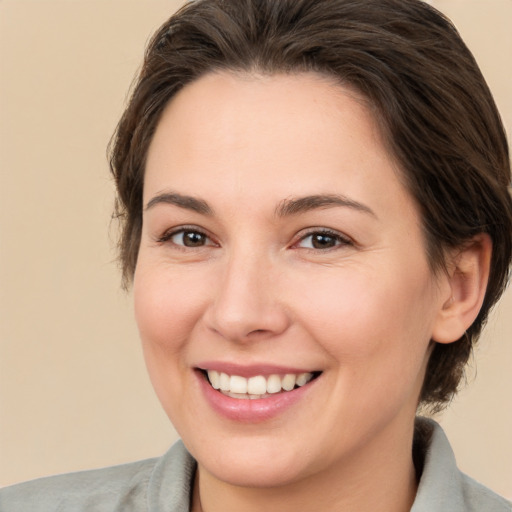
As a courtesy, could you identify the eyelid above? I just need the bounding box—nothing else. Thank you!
[156,225,218,246]
[292,227,353,249]
[155,225,352,250]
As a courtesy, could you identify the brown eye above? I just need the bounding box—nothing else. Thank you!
[311,233,337,249]
[171,230,210,247]
[297,230,350,250]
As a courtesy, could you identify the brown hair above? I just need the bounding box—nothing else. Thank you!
[109,0,512,410]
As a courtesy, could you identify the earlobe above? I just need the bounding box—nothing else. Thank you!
[431,234,492,344]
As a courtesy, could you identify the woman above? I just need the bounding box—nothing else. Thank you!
[1,0,511,510]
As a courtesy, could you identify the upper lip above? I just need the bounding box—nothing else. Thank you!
[196,361,319,378]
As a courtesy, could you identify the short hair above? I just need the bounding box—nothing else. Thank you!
[109,0,512,410]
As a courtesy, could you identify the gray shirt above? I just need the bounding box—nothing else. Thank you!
[1,418,510,511]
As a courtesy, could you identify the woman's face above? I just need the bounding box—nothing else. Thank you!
[134,72,449,488]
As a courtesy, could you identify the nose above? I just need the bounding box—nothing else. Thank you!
[204,249,290,343]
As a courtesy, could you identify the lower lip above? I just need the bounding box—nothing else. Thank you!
[196,371,318,423]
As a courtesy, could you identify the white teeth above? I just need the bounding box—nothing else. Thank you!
[247,375,267,395]
[266,374,282,394]
[219,372,230,391]
[296,372,310,387]
[230,375,248,394]
[208,370,220,389]
[282,374,296,391]
[226,392,250,399]
[206,370,315,398]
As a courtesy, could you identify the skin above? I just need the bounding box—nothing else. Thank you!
[134,72,489,512]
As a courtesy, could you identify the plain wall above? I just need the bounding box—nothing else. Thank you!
[1,0,511,498]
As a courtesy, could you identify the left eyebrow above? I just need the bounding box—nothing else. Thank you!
[144,192,213,216]
[275,194,377,218]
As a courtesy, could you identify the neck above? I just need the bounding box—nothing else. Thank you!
[191,419,418,512]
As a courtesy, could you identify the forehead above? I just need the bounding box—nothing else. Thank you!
[147,71,377,159]
[144,71,414,220]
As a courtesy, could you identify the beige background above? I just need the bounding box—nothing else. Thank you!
[1,0,511,498]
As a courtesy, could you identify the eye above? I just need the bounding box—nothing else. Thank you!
[159,228,215,248]
[296,230,351,250]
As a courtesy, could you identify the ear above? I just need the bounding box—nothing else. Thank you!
[431,234,492,344]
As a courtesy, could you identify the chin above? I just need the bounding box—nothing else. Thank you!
[206,459,304,489]
[187,435,309,488]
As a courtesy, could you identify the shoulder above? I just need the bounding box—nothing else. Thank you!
[0,441,196,512]
[458,472,512,512]
[412,417,511,512]
[0,458,156,512]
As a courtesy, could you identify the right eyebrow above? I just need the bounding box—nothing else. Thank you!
[275,193,376,218]
[144,191,213,216]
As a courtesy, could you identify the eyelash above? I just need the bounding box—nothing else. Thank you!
[294,228,353,251]
[156,226,352,251]
[156,226,216,248]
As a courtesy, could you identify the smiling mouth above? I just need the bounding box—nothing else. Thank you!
[201,369,322,399]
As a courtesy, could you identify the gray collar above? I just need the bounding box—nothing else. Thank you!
[147,418,510,512]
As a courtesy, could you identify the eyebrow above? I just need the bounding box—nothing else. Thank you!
[275,194,376,218]
[144,191,375,219]
[145,192,213,215]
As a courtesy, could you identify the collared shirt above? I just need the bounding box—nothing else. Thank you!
[1,418,510,511]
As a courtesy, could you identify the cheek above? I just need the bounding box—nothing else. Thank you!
[293,267,436,425]
[133,265,208,352]
[132,264,212,415]
[287,263,436,373]
[132,264,211,420]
